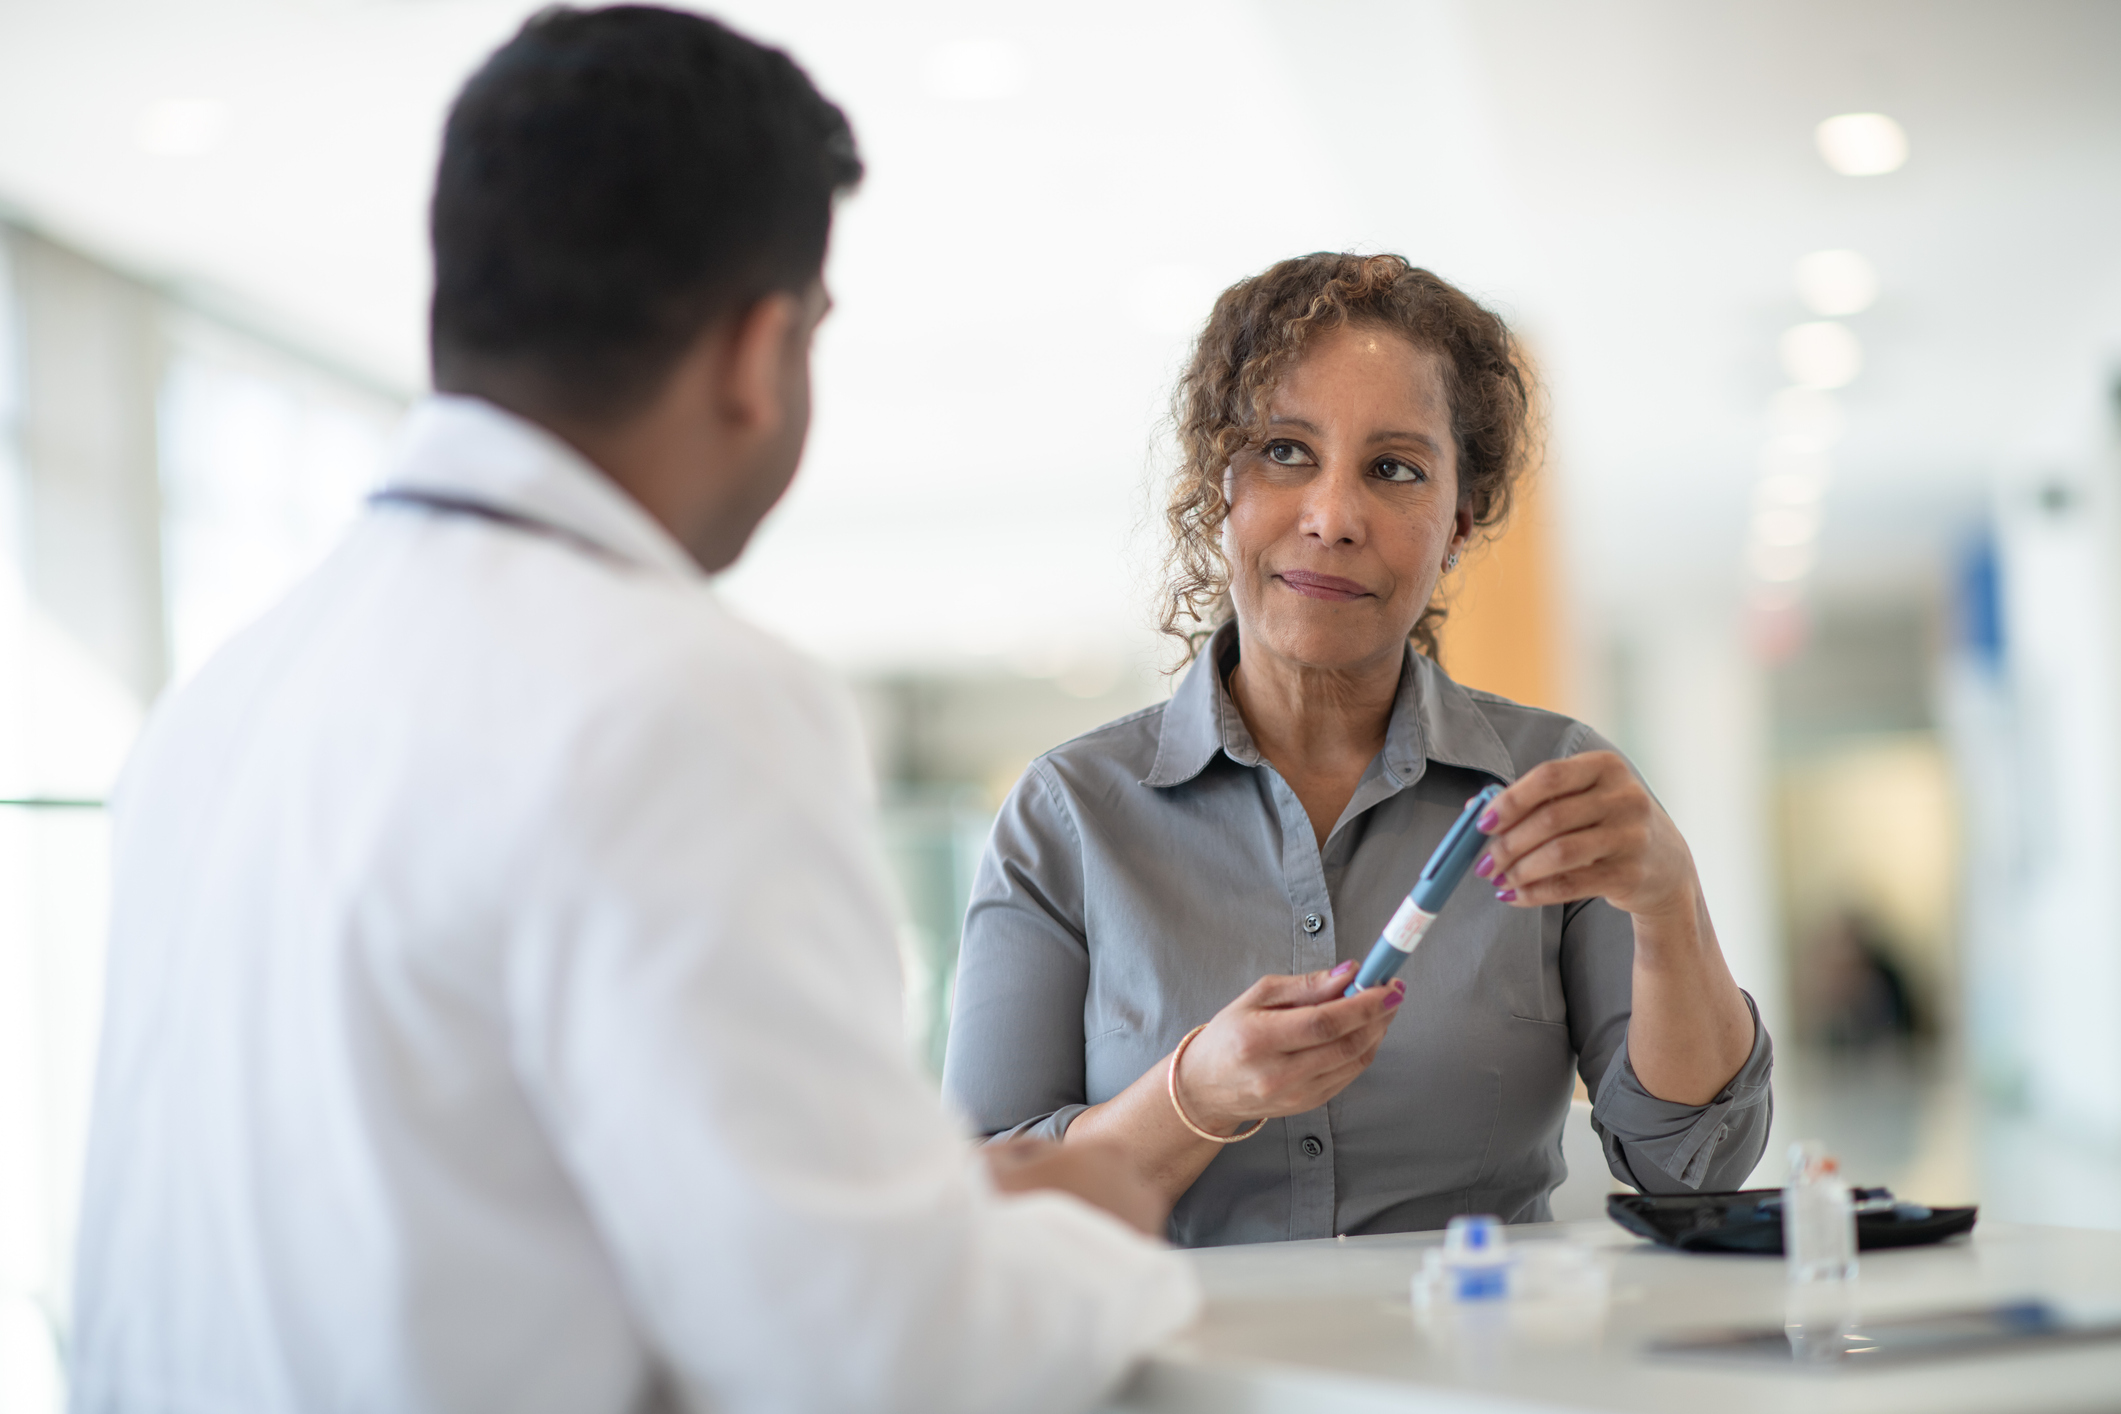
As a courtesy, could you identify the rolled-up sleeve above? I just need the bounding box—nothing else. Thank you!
[943,761,1094,1143]
[1561,896,1775,1193]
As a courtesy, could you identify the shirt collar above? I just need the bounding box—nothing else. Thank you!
[1142,618,1521,789]
[378,395,703,581]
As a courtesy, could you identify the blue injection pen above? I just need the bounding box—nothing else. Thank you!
[1346,783,1503,997]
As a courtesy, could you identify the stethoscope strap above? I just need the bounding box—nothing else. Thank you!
[366,488,628,566]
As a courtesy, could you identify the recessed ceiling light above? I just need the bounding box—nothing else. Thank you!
[1749,540,1817,582]
[1758,435,1832,481]
[137,98,231,157]
[1753,505,1821,547]
[1768,387,1846,446]
[1795,250,1878,317]
[1779,321,1862,390]
[1815,113,1907,176]
[1755,473,1826,510]
[923,39,1025,102]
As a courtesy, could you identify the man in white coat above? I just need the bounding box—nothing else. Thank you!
[68,8,1199,1412]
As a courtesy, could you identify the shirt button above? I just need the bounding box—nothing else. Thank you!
[1301,1136,1324,1158]
[1302,913,1323,934]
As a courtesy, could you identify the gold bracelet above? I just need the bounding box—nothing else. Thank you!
[1166,1023,1266,1144]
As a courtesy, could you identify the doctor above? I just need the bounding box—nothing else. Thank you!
[69,8,1198,1414]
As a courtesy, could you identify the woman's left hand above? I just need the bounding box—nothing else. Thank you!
[1472,752,1698,920]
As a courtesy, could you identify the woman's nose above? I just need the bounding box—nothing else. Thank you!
[1298,466,1366,546]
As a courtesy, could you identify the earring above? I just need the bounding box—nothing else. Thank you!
[1446,551,1461,569]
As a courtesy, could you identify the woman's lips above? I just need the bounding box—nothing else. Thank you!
[1275,569,1371,601]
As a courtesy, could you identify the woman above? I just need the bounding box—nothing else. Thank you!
[942,253,1771,1247]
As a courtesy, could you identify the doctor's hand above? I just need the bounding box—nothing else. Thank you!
[1172,965,1405,1138]
[1474,751,1700,922]
[983,1135,1171,1237]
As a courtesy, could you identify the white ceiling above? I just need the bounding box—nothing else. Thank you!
[1,0,2116,671]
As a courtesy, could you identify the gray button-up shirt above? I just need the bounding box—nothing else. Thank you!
[942,622,1773,1248]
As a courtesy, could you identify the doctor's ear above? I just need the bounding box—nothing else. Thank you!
[714,291,806,436]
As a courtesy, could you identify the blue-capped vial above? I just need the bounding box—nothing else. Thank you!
[1443,1214,1510,1301]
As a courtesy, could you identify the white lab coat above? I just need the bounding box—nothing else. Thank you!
[70,396,1199,1414]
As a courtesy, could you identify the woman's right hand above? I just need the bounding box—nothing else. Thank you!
[1173,961,1405,1136]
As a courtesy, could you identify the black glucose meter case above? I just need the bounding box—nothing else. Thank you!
[1607,1186,1978,1255]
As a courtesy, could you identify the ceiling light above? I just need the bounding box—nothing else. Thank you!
[1768,386,1846,445]
[1795,249,1878,316]
[1758,435,1832,481]
[1779,321,1862,390]
[922,38,1025,102]
[1753,505,1820,547]
[1755,473,1826,510]
[136,98,231,157]
[1815,113,1907,176]
[1749,540,1817,582]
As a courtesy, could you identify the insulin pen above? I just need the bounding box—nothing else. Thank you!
[1345,783,1504,997]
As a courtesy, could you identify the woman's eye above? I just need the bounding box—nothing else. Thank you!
[1265,442,1309,466]
[1374,458,1425,483]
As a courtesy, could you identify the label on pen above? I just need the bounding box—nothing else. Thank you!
[1381,899,1437,953]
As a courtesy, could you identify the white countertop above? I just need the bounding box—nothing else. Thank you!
[1104,1219,2121,1413]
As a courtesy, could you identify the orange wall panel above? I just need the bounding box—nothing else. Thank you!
[1432,470,1567,714]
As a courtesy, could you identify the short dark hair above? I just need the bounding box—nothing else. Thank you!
[430,5,862,419]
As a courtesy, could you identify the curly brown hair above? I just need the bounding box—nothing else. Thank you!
[1160,252,1537,662]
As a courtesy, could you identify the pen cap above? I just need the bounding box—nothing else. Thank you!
[1409,784,1502,913]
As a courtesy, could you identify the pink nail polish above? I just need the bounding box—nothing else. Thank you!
[1496,888,1518,903]
[1477,808,1499,833]
[1382,986,1405,1008]
[1474,853,1495,880]
[1330,960,1354,978]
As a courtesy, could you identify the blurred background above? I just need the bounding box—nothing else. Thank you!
[2,0,2120,1403]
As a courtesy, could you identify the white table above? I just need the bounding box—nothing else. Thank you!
[1105,1219,2121,1413]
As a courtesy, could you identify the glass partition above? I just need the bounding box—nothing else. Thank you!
[0,798,106,1414]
